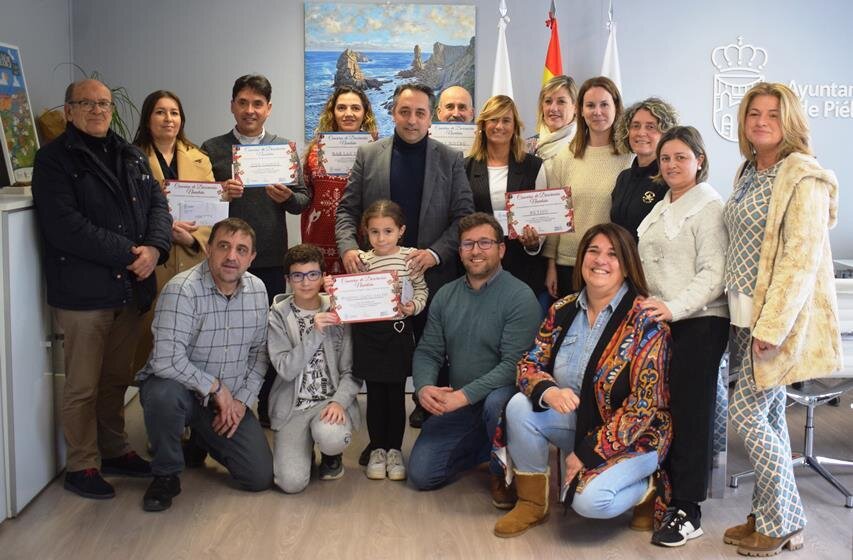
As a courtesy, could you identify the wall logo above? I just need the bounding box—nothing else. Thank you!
[712,37,767,142]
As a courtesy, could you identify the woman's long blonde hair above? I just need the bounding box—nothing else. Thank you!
[469,95,526,163]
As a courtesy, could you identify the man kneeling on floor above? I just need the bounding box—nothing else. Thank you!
[408,212,540,504]
[137,217,273,511]
[267,244,361,492]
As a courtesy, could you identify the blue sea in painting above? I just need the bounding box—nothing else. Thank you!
[304,50,428,141]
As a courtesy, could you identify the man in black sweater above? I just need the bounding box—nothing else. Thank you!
[201,75,309,425]
[335,83,474,444]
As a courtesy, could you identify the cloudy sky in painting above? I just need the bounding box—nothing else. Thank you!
[305,3,475,51]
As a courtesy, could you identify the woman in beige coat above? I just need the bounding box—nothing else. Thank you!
[723,82,842,557]
[131,90,216,373]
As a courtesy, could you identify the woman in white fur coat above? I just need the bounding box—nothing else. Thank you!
[722,82,842,557]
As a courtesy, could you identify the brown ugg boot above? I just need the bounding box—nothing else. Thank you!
[630,492,655,531]
[736,528,804,557]
[493,470,549,538]
[490,474,517,510]
[724,514,756,545]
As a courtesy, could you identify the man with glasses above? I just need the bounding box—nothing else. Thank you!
[408,213,539,505]
[32,79,172,499]
[136,218,273,512]
[201,74,309,427]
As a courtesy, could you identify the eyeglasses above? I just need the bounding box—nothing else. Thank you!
[288,270,322,283]
[459,238,501,251]
[68,99,115,112]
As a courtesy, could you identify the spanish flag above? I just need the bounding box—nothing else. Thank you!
[542,0,562,84]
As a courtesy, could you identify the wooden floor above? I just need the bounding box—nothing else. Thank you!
[0,393,851,560]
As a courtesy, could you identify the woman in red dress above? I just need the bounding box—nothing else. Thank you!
[302,86,378,273]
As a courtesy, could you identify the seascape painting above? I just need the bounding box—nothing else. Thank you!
[304,2,476,141]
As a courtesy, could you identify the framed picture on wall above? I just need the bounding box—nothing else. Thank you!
[0,42,39,186]
[304,2,476,142]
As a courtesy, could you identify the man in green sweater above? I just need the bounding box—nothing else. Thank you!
[408,213,540,506]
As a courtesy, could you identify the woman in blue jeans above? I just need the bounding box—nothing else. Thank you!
[493,223,672,538]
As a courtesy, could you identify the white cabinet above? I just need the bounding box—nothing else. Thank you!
[0,201,57,517]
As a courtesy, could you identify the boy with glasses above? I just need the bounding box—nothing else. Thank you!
[267,244,362,492]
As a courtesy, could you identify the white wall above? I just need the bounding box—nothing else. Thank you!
[0,0,73,122]
[68,0,853,255]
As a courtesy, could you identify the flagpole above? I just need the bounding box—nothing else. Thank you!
[492,0,514,97]
[601,0,622,92]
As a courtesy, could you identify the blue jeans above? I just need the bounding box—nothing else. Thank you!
[408,385,516,490]
[505,392,576,473]
[571,451,658,519]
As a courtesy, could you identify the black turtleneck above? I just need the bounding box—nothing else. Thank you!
[390,132,427,248]
[74,125,119,177]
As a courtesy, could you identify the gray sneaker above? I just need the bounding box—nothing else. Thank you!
[386,449,406,481]
[366,448,387,480]
[319,453,344,480]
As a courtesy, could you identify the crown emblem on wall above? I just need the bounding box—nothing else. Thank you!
[712,36,768,142]
[712,36,768,73]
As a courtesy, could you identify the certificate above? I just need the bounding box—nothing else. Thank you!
[428,122,476,155]
[505,187,574,239]
[317,132,372,175]
[165,181,229,226]
[232,142,299,186]
[328,271,402,323]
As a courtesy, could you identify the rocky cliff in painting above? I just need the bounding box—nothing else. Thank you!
[397,38,475,96]
[334,49,383,90]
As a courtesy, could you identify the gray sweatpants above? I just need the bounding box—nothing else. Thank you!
[273,403,353,493]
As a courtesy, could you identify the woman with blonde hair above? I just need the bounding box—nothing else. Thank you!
[723,82,841,556]
[526,75,578,171]
[465,95,547,302]
[544,76,633,298]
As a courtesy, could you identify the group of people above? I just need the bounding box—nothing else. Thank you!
[29,71,841,559]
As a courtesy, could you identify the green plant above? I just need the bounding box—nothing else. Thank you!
[51,63,139,140]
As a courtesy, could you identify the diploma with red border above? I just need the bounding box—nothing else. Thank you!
[505,187,574,239]
[317,132,372,175]
[328,271,402,323]
[232,142,300,186]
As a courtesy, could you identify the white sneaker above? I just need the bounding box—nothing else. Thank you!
[366,448,387,480]
[386,449,406,481]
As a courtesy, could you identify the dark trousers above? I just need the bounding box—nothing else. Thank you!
[140,377,273,491]
[251,266,285,418]
[366,381,407,450]
[556,264,574,299]
[664,315,729,506]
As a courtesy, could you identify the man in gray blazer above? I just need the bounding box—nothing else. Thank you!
[201,74,309,426]
[336,82,474,438]
[336,83,473,295]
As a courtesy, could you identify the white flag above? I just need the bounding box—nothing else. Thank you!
[492,0,514,98]
[601,21,622,93]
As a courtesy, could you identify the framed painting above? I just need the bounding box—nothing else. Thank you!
[304,2,476,141]
[0,42,39,185]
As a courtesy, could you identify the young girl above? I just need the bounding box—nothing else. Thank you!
[351,200,428,481]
